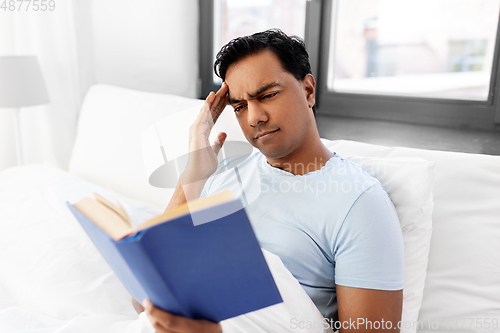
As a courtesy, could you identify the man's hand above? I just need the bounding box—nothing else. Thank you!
[165,83,229,211]
[143,299,222,333]
[132,297,145,314]
[182,82,229,185]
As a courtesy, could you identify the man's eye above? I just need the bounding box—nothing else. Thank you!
[234,105,244,112]
[262,92,278,99]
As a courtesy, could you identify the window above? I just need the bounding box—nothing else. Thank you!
[326,0,499,101]
[448,40,488,73]
[200,0,500,128]
[319,0,500,128]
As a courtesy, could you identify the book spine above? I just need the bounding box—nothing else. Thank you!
[115,236,187,317]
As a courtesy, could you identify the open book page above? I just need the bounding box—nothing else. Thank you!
[72,197,132,240]
[72,191,235,241]
[93,192,131,227]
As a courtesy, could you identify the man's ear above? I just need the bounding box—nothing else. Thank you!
[302,74,316,109]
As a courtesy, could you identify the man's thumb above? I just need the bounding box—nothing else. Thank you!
[212,132,227,155]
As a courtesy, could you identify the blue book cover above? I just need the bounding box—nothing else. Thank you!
[67,197,282,322]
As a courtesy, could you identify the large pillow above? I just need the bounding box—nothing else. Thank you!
[68,85,204,209]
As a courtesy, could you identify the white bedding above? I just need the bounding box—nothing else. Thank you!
[0,165,330,333]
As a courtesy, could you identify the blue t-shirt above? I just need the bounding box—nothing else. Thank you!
[201,151,404,320]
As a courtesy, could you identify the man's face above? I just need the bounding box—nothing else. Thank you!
[225,50,316,162]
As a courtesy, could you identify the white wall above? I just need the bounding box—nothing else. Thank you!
[0,0,200,172]
[90,0,199,98]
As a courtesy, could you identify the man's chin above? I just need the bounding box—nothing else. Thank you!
[244,137,288,160]
[256,146,290,161]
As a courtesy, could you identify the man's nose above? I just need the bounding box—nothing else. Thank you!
[247,101,269,127]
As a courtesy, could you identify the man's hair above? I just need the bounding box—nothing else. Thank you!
[214,28,312,84]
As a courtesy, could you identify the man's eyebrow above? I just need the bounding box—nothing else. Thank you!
[228,82,281,105]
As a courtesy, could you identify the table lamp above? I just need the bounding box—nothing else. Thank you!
[0,56,50,165]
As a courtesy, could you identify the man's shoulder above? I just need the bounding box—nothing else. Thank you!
[320,153,381,189]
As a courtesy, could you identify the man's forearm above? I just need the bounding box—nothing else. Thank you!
[164,177,208,213]
[165,180,188,212]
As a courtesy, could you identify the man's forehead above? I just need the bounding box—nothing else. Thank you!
[225,50,289,99]
[227,81,282,103]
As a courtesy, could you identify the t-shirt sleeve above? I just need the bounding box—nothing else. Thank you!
[333,184,404,290]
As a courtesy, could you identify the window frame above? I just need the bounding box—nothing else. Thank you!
[199,0,219,98]
[316,0,500,130]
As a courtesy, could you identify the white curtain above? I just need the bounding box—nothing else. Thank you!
[0,1,92,171]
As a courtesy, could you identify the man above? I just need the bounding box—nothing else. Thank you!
[139,29,404,332]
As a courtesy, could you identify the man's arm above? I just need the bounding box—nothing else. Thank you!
[336,285,403,332]
[165,82,228,212]
[333,184,405,332]
[132,84,229,331]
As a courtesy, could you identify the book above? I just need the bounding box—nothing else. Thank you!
[67,191,282,322]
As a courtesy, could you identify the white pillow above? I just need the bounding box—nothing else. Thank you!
[69,85,204,209]
[342,155,435,333]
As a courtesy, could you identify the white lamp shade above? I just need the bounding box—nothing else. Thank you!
[0,56,50,108]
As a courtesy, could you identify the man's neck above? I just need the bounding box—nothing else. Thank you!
[265,139,334,176]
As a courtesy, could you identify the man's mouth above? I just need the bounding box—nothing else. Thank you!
[254,129,279,140]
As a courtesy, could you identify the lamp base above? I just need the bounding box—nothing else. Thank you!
[13,108,23,165]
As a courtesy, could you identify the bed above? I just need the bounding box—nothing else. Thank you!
[1,84,499,333]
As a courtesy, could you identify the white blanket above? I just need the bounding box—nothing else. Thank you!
[0,165,330,333]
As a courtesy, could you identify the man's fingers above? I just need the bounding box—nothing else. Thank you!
[200,83,229,127]
[211,82,229,123]
[194,100,214,132]
[216,81,228,97]
[132,297,145,314]
[190,84,228,151]
[213,94,229,124]
[205,91,216,104]
[144,299,197,332]
[211,83,226,107]
[212,132,227,156]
